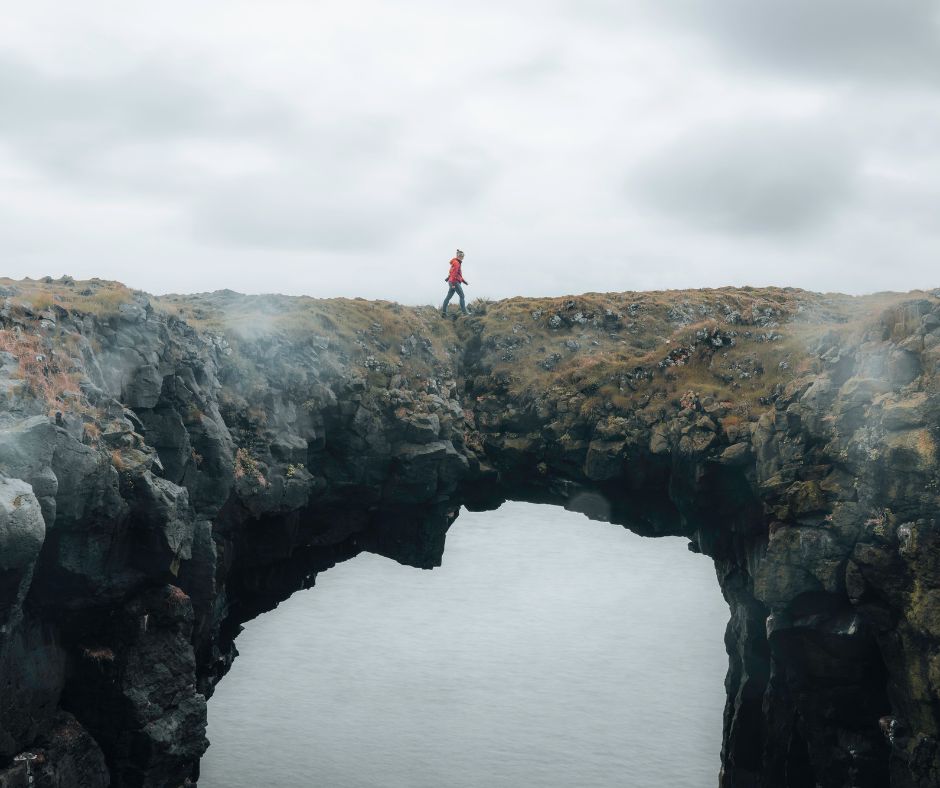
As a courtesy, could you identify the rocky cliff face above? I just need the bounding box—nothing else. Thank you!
[0,279,938,787]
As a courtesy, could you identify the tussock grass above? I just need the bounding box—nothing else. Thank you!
[458,286,937,417]
[0,328,84,414]
[0,277,134,318]
[155,291,457,378]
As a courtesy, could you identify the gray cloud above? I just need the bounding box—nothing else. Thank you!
[413,149,498,208]
[192,152,498,253]
[192,168,405,252]
[0,56,296,182]
[657,0,940,85]
[490,49,567,87]
[630,122,858,235]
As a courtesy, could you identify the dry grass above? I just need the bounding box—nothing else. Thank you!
[458,286,936,416]
[81,645,115,663]
[72,285,134,316]
[0,277,134,319]
[28,290,55,310]
[3,277,931,427]
[155,290,455,379]
[0,328,84,414]
[234,447,268,487]
[167,585,189,603]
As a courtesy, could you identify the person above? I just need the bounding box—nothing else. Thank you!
[441,249,469,316]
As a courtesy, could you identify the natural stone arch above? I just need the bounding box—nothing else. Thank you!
[1,284,938,787]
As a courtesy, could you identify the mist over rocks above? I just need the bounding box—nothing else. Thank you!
[0,278,938,786]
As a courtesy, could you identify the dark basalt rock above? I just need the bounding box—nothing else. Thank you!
[0,286,939,787]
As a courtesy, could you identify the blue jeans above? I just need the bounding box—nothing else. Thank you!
[442,283,467,314]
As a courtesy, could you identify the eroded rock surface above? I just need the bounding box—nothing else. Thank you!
[0,280,938,787]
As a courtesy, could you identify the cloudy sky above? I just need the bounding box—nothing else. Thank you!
[1,1,938,303]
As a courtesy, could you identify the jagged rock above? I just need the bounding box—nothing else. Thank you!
[882,392,931,430]
[124,364,164,409]
[679,427,716,455]
[402,412,440,444]
[270,433,308,463]
[719,442,752,466]
[388,440,467,502]
[131,473,195,567]
[137,407,191,482]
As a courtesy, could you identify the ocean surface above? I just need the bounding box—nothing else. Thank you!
[200,501,729,787]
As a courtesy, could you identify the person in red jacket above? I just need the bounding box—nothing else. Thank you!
[441,249,470,316]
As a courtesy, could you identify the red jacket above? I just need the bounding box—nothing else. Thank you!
[447,258,467,285]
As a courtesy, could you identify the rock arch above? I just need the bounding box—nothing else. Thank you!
[1,285,938,786]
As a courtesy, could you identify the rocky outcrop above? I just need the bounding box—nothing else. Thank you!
[0,281,938,787]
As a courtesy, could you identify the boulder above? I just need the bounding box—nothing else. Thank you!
[0,477,45,624]
[0,416,58,525]
[0,478,45,572]
[719,442,752,466]
[124,364,165,409]
[403,413,440,444]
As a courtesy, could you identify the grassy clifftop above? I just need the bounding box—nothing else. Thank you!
[1,275,935,423]
[456,286,937,420]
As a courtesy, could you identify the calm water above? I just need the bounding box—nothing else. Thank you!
[200,502,729,787]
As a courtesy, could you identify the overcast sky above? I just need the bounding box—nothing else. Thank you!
[1,1,938,303]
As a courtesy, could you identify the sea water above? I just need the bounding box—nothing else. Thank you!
[200,501,728,787]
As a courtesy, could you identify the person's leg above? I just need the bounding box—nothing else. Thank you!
[456,283,468,314]
[442,285,456,314]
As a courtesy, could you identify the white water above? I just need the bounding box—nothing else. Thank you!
[200,501,729,787]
